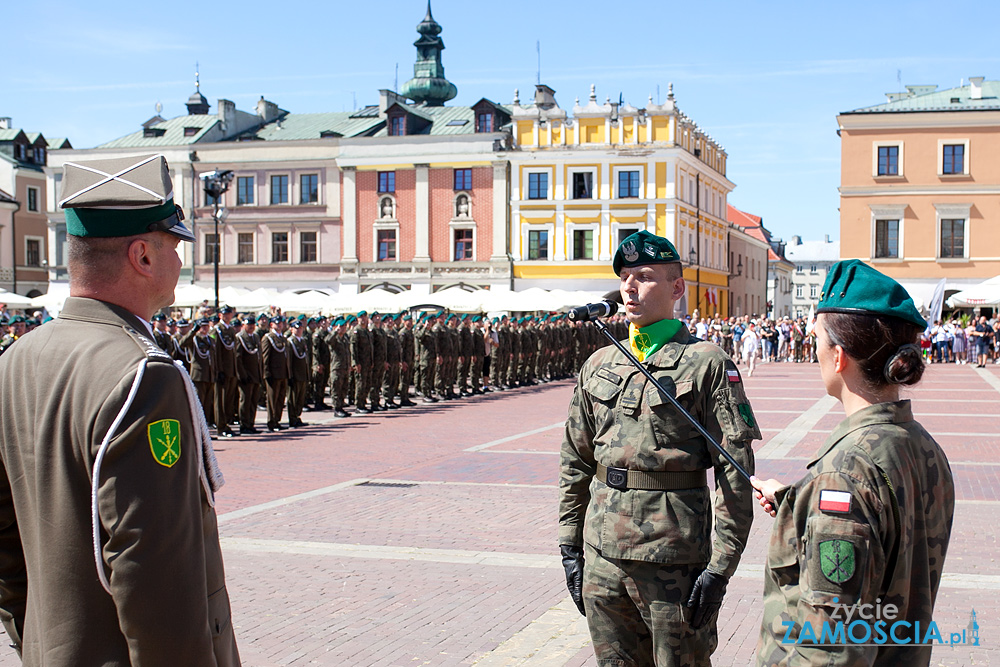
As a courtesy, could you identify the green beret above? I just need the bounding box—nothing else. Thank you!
[613,230,680,275]
[816,260,926,330]
[356,310,367,317]
[8,315,27,324]
[60,154,193,241]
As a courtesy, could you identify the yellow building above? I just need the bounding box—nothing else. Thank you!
[508,83,735,315]
[838,77,1000,309]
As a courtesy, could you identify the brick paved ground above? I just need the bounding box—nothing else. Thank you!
[1,360,997,666]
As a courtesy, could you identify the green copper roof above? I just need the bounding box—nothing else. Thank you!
[400,2,457,106]
[239,112,383,141]
[845,80,1000,114]
[97,114,220,148]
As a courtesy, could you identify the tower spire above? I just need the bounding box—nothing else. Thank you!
[400,1,457,106]
[186,63,210,115]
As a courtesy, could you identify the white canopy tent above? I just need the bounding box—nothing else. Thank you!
[946,275,1000,308]
[0,289,36,307]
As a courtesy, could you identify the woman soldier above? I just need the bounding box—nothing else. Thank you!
[751,260,955,666]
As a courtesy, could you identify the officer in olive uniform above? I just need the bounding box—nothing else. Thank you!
[236,315,262,434]
[470,316,486,394]
[752,260,955,667]
[0,154,239,665]
[369,314,388,411]
[181,318,217,428]
[458,315,473,396]
[559,230,760,667]
[212,305,239,438]
[286,319,310,428]
[151,313,172,351]
[262,316,290,431]
[436,315,455,399]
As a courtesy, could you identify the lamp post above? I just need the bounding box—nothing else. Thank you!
[689,245,698,315]
[200,170,234,311]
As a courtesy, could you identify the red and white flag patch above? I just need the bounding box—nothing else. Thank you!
[726,369,741,383]
[818,490,852,513]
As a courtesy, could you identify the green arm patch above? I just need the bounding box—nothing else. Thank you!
[738,403,756,429]
[820,539,856,583]
[148,419,181,468]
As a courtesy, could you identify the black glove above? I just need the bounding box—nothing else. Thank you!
[559,544,586,616]
[686,570,728,629]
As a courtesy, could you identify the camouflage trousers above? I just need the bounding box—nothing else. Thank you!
[583,543,716,667]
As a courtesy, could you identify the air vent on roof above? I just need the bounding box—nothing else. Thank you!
[446,119,468,126]
[143,128,167,138]
[951,97,961,103]
[350,106,380,119]
[184,127,199,137]
[320,130,342,138]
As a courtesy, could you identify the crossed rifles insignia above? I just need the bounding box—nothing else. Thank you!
[147,419,181,468]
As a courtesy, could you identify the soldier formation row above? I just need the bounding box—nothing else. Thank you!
[150,307,630,434]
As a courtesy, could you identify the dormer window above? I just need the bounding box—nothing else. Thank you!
[390,115,405,137]
[476,113,493,133]
[184,127,199,137]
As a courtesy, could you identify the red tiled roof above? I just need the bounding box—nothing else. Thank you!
[727,203,761,228]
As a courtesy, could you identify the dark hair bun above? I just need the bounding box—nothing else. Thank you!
[884,343,924,386]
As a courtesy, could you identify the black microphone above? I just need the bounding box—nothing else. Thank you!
[568,300,618,322]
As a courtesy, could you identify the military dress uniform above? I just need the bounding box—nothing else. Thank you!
[382,322,401,407]
[211,316,239,437]
[261,323,290,431]
[181,322,217,427]
[756,260,955,667]
[0,154,238,666]
[350,317,373,412]
[286,327,310,427]
[398,319,416,405]
[559,230,761,667]
[235,321,262,433]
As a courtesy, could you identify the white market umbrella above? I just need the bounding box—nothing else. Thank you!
[947,275,1000,308]
[171,284,215,308]
[1,288,38,307]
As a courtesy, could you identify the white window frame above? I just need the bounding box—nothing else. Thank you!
[566,221,600,261]
[521,222,555,261]
[523,167,553,201]
[567,166,598,201]
[373,220,400,262]
[869,204,906,262]
[235,175,256,207]
[299,173,321,205]
[23,235,44,267]
[872,141,904,178]
[26,186,39,212]
[449,222,476,262]
[610,222,645,251]
[294,223,321,264]
[231,224,258,265]
[612,165,645,199]
[269,226,292,264]
[269,173,291,205]
[937,139,970,176]
[934,203,971,261]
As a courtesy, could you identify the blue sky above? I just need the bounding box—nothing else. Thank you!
[5,0,998,243]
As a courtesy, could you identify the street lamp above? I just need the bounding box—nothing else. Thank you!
[689,245,699,315]
[200,170,234,310]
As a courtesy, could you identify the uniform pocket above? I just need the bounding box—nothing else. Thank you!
[804,516,871,605]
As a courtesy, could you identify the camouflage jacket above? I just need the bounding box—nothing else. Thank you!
[559,327,760,575]
[756,401,954,667]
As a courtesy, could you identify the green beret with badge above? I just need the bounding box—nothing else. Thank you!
[816,259,926,330]
[613,229,681,275]
[59,154,193,241]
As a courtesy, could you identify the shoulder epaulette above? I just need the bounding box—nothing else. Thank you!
[124,326,174,362]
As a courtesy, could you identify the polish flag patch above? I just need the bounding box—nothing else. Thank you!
[818,490,852,513]
[726,369,741,383]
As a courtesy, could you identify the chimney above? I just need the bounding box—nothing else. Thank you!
[217,99,236,133]
[0,117,10,130]
[824,234,831,243]
[256,96,280,122]
[970,76,985,100]
[790,235,802,246]
[379,89,407,117]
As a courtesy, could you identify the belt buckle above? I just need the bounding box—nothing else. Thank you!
[605,466,628,490]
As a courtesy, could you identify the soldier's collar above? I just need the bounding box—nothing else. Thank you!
[625,325,693,370]
[809,400,915,466]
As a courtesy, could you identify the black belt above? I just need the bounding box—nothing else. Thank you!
[596,463,707,491]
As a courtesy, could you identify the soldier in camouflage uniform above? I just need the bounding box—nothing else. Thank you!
[506,318,522,388]
[398,313,417,406]
[327,318,351,418]
[492,317,509,390]
[458,315,474,396]
[559,230,760,667]
[310,317,331,410]
[369,314,387,411]
[350,311,373,414]
[436,315,455,399]
[470,316,485,394]
[382,315,402,408]
[752,260,954,667]
[417,313,439,403]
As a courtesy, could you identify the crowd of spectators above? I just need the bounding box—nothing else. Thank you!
[924,315,1000,367]
[682,311,819,375]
